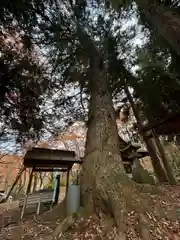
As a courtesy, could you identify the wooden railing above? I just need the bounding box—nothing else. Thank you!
[19,191,53,219]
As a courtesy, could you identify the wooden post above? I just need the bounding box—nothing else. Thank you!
[54,174,60,205]
[37,197,41,215]
[1,166,25,203]
[66,168,70,197]
[152,129,176,185]
[20,169,34,220]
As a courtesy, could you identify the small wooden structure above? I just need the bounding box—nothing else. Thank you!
[3,147,82,219]
[24,148,81,169]
[20,148,82,219]
[121,143,149,175]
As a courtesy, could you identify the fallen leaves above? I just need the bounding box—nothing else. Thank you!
[1,185,180,239]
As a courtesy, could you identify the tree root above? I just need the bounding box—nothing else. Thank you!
[52,215,76,239]
[138,214,152,240]
[51,206,85,239]
[90,170,180,239]
[33,199,67,226]
[49,203,180,240]
[49,155,180,239]
[136,182,164,196]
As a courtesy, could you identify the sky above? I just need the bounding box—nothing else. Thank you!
[0,136,22,154]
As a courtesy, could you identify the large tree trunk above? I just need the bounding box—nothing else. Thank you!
[136,0,180,55]
[81,56,127,213]
[80,56,179,238]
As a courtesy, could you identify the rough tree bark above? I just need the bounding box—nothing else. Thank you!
[152,130,176,184]
[81,56,126,213]
[144,138,168,182]
[80,55,180,238]
[136,0,180,56]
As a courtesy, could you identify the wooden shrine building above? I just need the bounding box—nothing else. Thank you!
[1,147,82,219]
[120,143,149,175]
[24,147,82,172]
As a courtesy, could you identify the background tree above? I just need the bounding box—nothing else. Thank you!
[118,0,180,56]
[0,27,49,143]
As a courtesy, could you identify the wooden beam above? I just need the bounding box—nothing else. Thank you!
[33,168,68,172]
[140,112,180,135]
[24,148,76,161]
[65,168,70,197]
[23,158,81,168]
[123,161,133,165]
[31,147,75,155]
[20,169,34,220]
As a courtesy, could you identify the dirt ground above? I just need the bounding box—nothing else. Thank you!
[0,188,66,240]
[1,185,180,240]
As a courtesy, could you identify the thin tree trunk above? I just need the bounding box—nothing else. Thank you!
[136,0,180,55]
[145,138,168,182]
[152,129,176,184]
[124,84,168,183]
